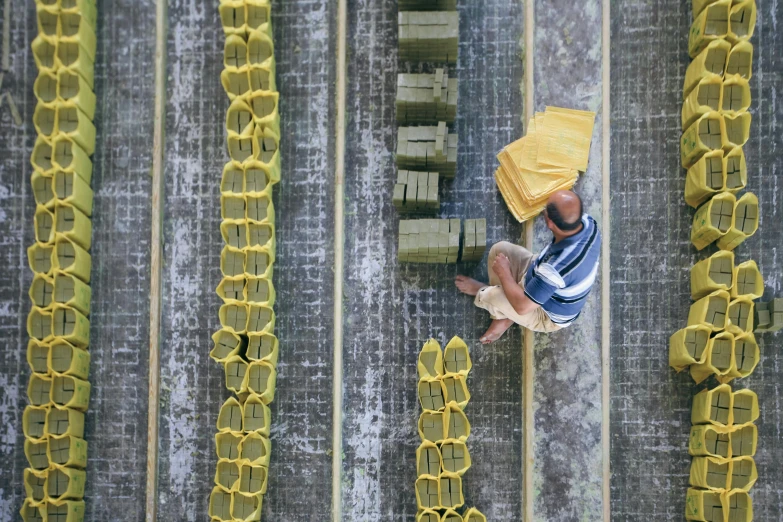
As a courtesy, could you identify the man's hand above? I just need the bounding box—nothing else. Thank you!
[493,252,540,316]
[493,253,513,280]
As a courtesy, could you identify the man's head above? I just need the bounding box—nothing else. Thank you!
[544,190,583,235]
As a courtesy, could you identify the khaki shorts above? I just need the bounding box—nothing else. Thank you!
[473,241,563,333]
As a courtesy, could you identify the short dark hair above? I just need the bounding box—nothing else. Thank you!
[545,197,583,231]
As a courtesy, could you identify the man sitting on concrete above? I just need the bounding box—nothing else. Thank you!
[455,190,601,344]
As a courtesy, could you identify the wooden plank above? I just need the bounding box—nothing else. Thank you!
[332,0,347,519]
[601,0,611,519]
[340,0,525,519]
[145,0,167,519]
[530,0,605,519]
[2,0,10,71]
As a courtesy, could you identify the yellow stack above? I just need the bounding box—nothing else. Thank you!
[675,2,760,520]
[209,2,279,521]
[495,106,595,222]
[415,338,486,522]
[22,1,98,521]
[685,385,759,521]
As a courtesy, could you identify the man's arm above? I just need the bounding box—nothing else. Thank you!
[493,254,541,316]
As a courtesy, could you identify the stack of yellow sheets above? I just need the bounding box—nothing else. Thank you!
[495,106,595,222]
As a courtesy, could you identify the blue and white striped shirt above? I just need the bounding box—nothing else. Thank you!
[523,214,601,325]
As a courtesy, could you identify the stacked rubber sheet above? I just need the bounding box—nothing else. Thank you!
[494,106,595,222]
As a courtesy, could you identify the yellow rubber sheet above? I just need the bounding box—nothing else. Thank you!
[494,108,589,223]
[536,106,596,171]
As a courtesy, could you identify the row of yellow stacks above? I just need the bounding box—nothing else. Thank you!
[674,1,760,520]
[22,1,99,521]
[209,2,280,521]
[415,338,486,522]
[494,106,595,222]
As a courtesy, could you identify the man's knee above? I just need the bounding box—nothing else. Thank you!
[489,241,515,256]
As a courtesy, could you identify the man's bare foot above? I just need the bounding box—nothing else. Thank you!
[480,318,514,344]
[455,275,486,296]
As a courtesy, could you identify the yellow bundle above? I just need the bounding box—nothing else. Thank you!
[495,107,593,222]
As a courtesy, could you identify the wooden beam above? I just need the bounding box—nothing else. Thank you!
[145,0,167,520]
[601,0,612,518]
[331,0,348,519]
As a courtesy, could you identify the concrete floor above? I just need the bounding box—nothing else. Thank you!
[0,0,781,521]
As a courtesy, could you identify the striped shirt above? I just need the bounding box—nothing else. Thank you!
[523,214,601,325]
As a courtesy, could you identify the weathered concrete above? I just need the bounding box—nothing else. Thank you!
[608,4,701,518]
[80,1,156,518]
[609,0,783,520]
[340,0,524,520]
[531,1,605,519]
[0,2,156,521]
[155,0,336,520]
[0,5,38,520]
[739,1,783,517]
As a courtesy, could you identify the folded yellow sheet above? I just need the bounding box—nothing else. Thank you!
[494,108,589,222]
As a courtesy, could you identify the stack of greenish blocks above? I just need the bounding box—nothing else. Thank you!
[397,122,457,177]
[398,12,459,63]
[755,298,783,333]
[399,219,460,264]
[396,69,458,124]
[393,170,439,213]
[461,219,487,262]
[398,0,456,10]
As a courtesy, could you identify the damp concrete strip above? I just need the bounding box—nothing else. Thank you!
[530,0,605,519]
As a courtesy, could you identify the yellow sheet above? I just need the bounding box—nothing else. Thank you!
[494,166,577,223]
[536,106,596,171]
[494,107,589,222]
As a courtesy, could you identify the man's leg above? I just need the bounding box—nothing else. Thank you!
[477,287,563,334]
[487,241,535,285]
[455,241,534,296]
[457,240,541,344]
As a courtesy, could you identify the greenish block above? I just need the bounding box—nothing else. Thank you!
[406,180,418,205]
[397,218,461,264]
[426,186,438,208]
[438,233,448,253]
[393,184,406,208]
[755,301,770,330]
